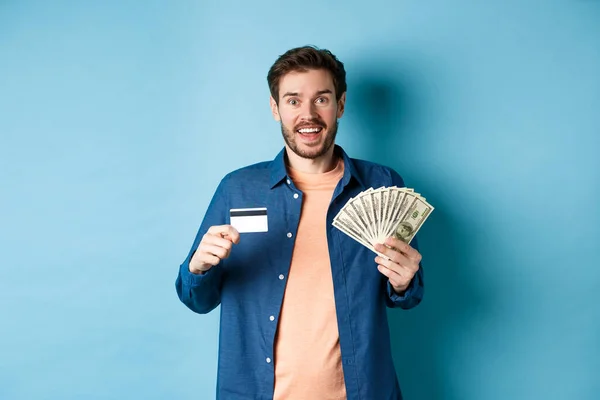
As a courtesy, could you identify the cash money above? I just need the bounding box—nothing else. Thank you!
[333,186,434,255]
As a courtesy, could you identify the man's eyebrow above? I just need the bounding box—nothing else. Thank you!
[281,89,333,98]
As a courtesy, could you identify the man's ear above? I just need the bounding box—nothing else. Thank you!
[270,96,281,121]
[337,92,346,119]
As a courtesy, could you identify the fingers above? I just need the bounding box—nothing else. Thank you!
[374,236,422,281]
[199,243,232,261]
[189,225,240,273]
[374,244,412,269]
[376,264,409,292]
[207,225,241,244]
[374,254,414,276]
[195,252,221,269]
[382,237,422,263]
[203,231,235,249]
[375,249,417,293]
[200,225,239,261]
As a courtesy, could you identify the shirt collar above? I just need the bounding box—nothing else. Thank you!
[269,144,366,190]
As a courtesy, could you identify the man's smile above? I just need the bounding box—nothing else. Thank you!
[296,127,323,134]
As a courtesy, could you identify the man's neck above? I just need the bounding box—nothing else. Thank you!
[285,145,337,174]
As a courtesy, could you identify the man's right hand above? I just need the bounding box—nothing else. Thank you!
[189,225,240,274]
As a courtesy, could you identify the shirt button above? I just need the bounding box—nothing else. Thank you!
[293,193,299,199]
[286,232,292,238]
[286,179,291,185]
[279,274,284,280]
[266,357,272,363]
[269,315,275,321]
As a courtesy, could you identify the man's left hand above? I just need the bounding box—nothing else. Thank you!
[374,237,422,295]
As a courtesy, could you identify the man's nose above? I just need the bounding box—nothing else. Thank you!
[299,101,318,119]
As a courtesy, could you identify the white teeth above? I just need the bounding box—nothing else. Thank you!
[298,128,321,133]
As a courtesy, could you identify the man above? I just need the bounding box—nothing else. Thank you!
[175,45,424,400]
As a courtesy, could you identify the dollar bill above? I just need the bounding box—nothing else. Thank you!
[340,193,374,243]
[371,188,382,242]
[383,191,414,242]
[334,206,372,247]
[380,188,391,240]
[391,196,433,244]
[380,187,398,242]
[351,189,377,243]
[333,185,434,252]
[333,218,388,258]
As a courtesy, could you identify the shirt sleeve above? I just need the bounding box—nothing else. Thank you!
[384,168,425,310]
[175,175,229,314]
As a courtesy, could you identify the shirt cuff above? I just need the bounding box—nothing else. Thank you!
[387,272,419,302]
[179,260,219,287]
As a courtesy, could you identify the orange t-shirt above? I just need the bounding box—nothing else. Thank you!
[273,158,346,400]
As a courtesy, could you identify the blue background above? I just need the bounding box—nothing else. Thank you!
[1,1,599,399]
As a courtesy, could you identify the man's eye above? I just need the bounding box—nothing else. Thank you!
[316,97,328,104]
[288,99,298,105]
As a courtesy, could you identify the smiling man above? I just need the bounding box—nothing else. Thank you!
[176,46,424,400]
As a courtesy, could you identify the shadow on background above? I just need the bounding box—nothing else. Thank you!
[349,66,490,400]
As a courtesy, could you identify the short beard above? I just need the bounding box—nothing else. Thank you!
[280,120,338,160]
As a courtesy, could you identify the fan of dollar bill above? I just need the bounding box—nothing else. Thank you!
[333,186,434,257]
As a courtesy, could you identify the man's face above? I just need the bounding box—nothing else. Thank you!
[270,69,346,160]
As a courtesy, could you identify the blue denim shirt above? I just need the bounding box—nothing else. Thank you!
[175,145,424,400]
